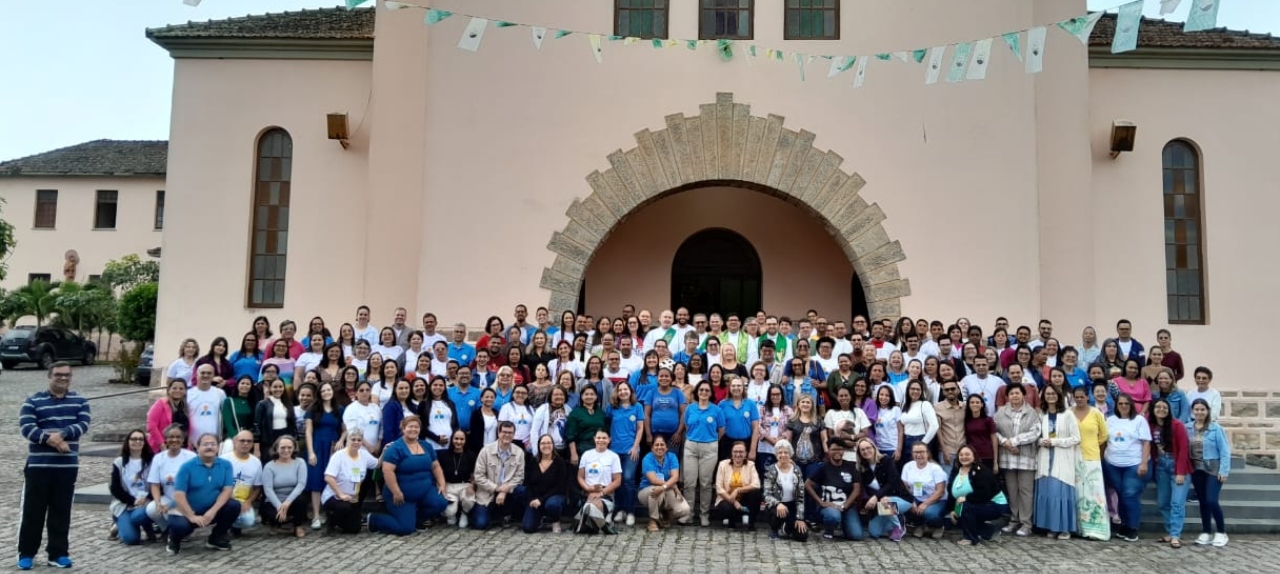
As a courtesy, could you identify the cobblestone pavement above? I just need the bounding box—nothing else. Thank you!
[0,366,1275,573]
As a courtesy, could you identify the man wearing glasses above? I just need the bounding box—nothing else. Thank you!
[17,362,90,570]
[170,434,240,554]
[933,381,966,476]
[219,430,263,535]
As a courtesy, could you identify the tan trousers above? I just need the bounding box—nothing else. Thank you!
[683,441,718,519]
[637,486,690,522]
[1003,468,1035,528]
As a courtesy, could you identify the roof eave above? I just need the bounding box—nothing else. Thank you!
[148,36,374,61]
[1090,46,1280,70]
[0,172,166,179]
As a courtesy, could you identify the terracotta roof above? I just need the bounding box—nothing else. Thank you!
[1090,13,1280,50]
[0,140,168,178]
[146,6,374,40]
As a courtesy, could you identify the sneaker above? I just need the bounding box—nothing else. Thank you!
[1001,524,1015,533]
[446,515,457,526]
[1195,533,1212,545]
[1057,532,1072,541]
[890,524,905,542]
[1122,531,1140,542]
[205,537,232,551]
[911,526,925,538]
[47,557,74,569]
[310,518,322,530]
[458,514,469,530]
[602,523,619,535]
[676,516,693,525]
[823,529,834,540]
[723,518,731,527]
[1016,526,1031,537]
[614,510,626,522]
[700,516,710,527]
[741,514,750,527]
[626,513,636,527]
[17,557,33,571]
[769,529,779,540]
[1212,533,1229,547]
[552,523,562,534]
[108,524,119,541]
[932,527,946,540]
[166,536,181,555]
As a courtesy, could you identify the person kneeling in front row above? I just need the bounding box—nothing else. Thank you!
[321,427,379,534]
[471,421,527,530]
[166,434,241,555]
[805,438,864,541]
[369,416,449,535]
[763,439,809,541]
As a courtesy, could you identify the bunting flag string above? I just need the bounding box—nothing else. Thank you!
[180,0,1240,90]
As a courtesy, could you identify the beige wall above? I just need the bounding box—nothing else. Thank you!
[583,185,853,319]
[0,176,163,289]
[155,58,372,357]
[1088,67,1280,391]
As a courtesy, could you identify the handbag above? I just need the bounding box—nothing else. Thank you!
[877,499,897,516]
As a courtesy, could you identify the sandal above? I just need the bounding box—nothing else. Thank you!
[1170,539,1182,549]
[1159,536,1172,543]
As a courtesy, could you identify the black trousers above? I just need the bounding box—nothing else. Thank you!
[18,466,77,559]
[323,497,363,534]
[711,490,763,529]
[769,500,809,541]
[261,498,309,528]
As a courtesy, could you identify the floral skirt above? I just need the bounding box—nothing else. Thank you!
[1075,458,1111,540]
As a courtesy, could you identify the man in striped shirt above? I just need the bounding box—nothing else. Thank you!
[17,361,90,570]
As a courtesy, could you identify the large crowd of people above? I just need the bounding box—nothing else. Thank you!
[46,304,1236,562]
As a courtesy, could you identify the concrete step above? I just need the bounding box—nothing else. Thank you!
[73,483,112,505]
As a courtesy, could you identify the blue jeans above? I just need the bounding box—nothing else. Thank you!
[1155,454,1190,539]
[906,499,947,528]
[903,434,925,450]
[867,497,910,538]
[799,461,823,523]
[471,486,527,530]
[958,502,1008,544]
[754,453,777,487]
[369,483,449,535]
[819,505,865,540]
[615,452,639,515]
[521,494,566,533]
[114,507,153,546]
[168,500,241,543]
[1103,461,1144,532]
[1191,469,1225,534]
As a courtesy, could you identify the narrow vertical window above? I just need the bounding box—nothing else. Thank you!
[34,189,57,229]
[154,190,166,230]
[700,0,754,40]
[785,0,839,40]
[247,128,292,308]
[616,0,669,39]
[94,190,118,229]
[1162,139,1207,324]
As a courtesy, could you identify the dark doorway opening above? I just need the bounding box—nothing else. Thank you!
[671,228,762,318]
[851,273,870,321]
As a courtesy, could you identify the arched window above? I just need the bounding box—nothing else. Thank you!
[671,228,761,317]
[1162,139,1206,324]
[247,128,292,308]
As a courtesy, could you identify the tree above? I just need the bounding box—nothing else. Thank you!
[52,281,116,336]
[117,282,158,343]
[0,197,16,282]
[1,280,59,327]
[101,254,160,291]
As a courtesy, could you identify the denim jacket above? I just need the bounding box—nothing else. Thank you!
[1152,388,1190,424]
[1186,422,1231,477]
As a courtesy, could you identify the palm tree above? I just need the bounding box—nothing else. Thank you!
[53,281,116,336]
[1,280,59,327]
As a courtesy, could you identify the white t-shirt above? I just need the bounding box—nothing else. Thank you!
[1185,388,1222,420]
[1104,415,1152,467]
[353,325,379,347]
[873,406,902,452]
[121,458,148,499]
[498,403,535,443]
[548,358,585,381]
[219,452,263,503]
[420,332,447,352]
[147,449,198,501]
[618,353,643,374]
[343,401,383,449]
[425,400,454,450]
[370,381,394,406]
[776,467,798,502]
[579,448,623,489]
[823,408,871,462]
[295,352,323,376]
[167,358,195,388]
[186,386,226,446]
[901,461,948,503]
[961,374,1005,416]
[321,449,379,504]
[372,344,404,364]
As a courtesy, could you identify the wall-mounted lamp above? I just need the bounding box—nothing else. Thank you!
[327,113,350,150]
[1110,120,1136,159]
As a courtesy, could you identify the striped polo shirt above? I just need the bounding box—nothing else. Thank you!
[19,390,91,469]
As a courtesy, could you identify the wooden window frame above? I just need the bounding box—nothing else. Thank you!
[33,189,57,229]
[27,273,50,285]
[93,190,118,230]
[614,0,670,40]
[784,0,840,40]
[1162,139,1207,325]
[699,0,755,40]
[154,190,165,230]
[246,128,293,309]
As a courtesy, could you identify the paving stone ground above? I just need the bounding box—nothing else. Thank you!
[0,366,1274,573]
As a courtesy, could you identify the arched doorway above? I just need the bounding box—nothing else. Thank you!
[671,228,762,317]
[851,273,870,321]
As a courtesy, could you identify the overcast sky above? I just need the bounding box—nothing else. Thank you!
[1,0,1277,161]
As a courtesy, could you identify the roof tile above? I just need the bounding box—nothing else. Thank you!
[1091,13,1280,50]
[0,140,168,177]
[146,6,374,40]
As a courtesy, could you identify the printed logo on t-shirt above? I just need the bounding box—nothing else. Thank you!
[587,462,602,477]
[706,416,714,424]
[196,404,215,417]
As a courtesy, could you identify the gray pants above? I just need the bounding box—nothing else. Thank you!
[1002,468,1035,529]
[683,441,718,519]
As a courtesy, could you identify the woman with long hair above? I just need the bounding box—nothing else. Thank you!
[712,440,763,531]
[438,429,477,529]
[371,360,399,406]
[498,383,535,449]
[1112,359,1153,415]
[787,394,825,524]
[1187,398,1231,547]
[757,384,793,479]
[164,338,200,389]
[195,336,234,386]
[607,381,646,527]
[946,444,1009,546]
[467,388,500,453]
[1149,397,1192,548]
[1094,339,1124,379]
[525,363,554,409]
[261,435,309,538]
[418,376,458,451]
[381,379,416,447]
[145,379,189,452]
[854,437,912,541]
[683,380,725,526]
[263,339,297,390]
[1102,393,1151,542]
[899,379,937,452]
[254,376,296,459]
[305,381,347,530]
[1071,385,1110,541]
[872,386,902,461]
[221,375,260,441]
[1033,384,1081,541]
[294,334,327,386]
[524,330,555,374]
[822,387,870,461]
[229,332,264,384]
[109,430,156,545]
[522,434,569,533]
[639,434,689,532]
[252,315,274,345]
[531,386,573,459]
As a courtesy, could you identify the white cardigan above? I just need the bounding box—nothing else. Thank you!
[1035,410,1082,484]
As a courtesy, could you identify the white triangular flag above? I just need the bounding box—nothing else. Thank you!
[1112,0,1144,54]
[1160,0,1184,14]
[966,38,993,81]
[892,51,911,64]
[624,37,640,45]
[457,18,488,52]
[384,1,410,10]
[532,27,547,49]
[588,34,604,63]
[1025,26,1046,74]
[1185,0,1220,32]
[853,57,868,88]
[924,45,946,85]
[828,56,848,78]
[1057,12,1104,45]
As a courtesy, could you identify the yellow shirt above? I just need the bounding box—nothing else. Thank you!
[1074,407,1109,461]
[730,469,744,489]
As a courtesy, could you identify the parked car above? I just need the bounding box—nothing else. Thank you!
[136,344,154,386]
[0,326,97,370]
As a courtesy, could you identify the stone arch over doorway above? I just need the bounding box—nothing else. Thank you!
[539,92,910,319]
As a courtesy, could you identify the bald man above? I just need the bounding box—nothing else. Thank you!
[219,429,263,533]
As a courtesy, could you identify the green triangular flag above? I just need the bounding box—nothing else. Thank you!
[686,40,698,50]
[608,35,624,41]
[717,39,734,62]
[495,21,517,28]
[1056,12,1103,45]
[1002,32,1023,61]
[912,49,927,63]
[555,30,572,39]
[653,38,664,49]
[345,0,368,8]
[838,56,857,72]
[749,45,757,57]
[794,53,807,81]
[424,9,452,25]
[875,53,892,61]
[774,49,784,61]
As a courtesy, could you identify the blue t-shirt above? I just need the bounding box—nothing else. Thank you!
[229,351,263,383]
[607,403,646,455]
[447,386,482,431]
[1064,368,1089,391]
[639,451,680,490]
[646,387,686,434]
[632,378,658,405]
[718,398,759,440]
[684,402,725,443]
[174,457,235,513]
[383,438,438,466]
[447,343,476,367]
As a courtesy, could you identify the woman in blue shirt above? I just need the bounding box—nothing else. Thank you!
[607,381,646,527]
[229,332,264,383]
[368,416,448,535]
[645,367,687,447]
[638,435,687,532]
[683,381,725,527]
[718,379,761,464]
[1188,398,1232,547]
